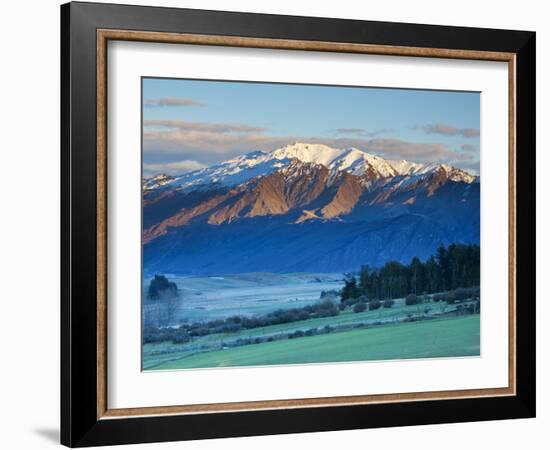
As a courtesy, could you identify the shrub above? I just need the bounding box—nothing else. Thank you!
[454,287,471,302]
[405,293,419,305]
[143,327,171,344]
[432,293,444,302]
[369,299,381,310]
[290,330,304,339]
[353,302,367,313]
[308,300,339,318]
[221,323,241,333]
[320,289,339,300]
[342,295,366,307]
[383,299,395,308]
[235,338,252,346]
[189,326,210,337]
[344,299,359,308]
[444,291,456,304]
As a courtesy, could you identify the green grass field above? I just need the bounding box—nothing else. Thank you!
[148,314,480,370]
[142,299,455,369]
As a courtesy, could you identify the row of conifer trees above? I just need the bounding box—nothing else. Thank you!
[341,243,480,301]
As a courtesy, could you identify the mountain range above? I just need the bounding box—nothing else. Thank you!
[143,143,479,275]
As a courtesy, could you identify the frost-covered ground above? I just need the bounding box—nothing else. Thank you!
[144,272,344,323]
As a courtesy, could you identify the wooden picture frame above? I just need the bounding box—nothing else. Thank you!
[61,1,535,447]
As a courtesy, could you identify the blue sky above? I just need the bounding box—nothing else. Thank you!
[143,77,480,176]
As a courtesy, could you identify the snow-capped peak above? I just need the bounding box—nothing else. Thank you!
[142,173,175,190]
[270,142,399,178]
[387,159,424,175]
[272,143,345,167]
[143,142,476,192]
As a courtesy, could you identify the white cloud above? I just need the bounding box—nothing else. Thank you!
[421,123,480,138]
[334,128,394,138]
[144,97,205,107]
[143,120,479,173]
[143,160,207,176]
[461,143,477,152]
[144,119,266,133]
[334,128,365,134]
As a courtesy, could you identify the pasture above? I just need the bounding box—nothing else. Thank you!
[144,314,480,370]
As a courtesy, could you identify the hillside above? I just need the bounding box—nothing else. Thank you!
[142,143,479,275]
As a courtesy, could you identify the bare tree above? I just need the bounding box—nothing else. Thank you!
[144,275,181,328]
[157,289,180,327]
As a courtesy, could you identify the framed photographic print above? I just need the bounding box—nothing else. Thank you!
[61,1,536,447]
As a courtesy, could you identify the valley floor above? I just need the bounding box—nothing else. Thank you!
[144,314,480,370]
[143,272,344,323]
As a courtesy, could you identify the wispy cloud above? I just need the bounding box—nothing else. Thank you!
[143,159,207,176]
[144,97,206,107]
[363,138,474,163]
[461,143,477,152]
[455,159,480,175]
[335,128,365,134]
[334,128,394,138]
[144,119,266,133]
[461,128,480,138]
[144,130,293,156]
[144,120,478,173]
[367,128,394,138]
[420,123,480,138]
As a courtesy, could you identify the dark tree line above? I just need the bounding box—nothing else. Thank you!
[144,300,339,344]
[341,243,480,302]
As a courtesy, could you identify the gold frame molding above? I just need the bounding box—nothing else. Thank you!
[96,29,516,420]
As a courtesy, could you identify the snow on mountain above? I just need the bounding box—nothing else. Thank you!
[445,167,477,184]
[387,159,424,175]
[142,173,175,190]
[267,143,399,178]
[142,151,290,192]
[272,143,344,167]
[142,142,476,192]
